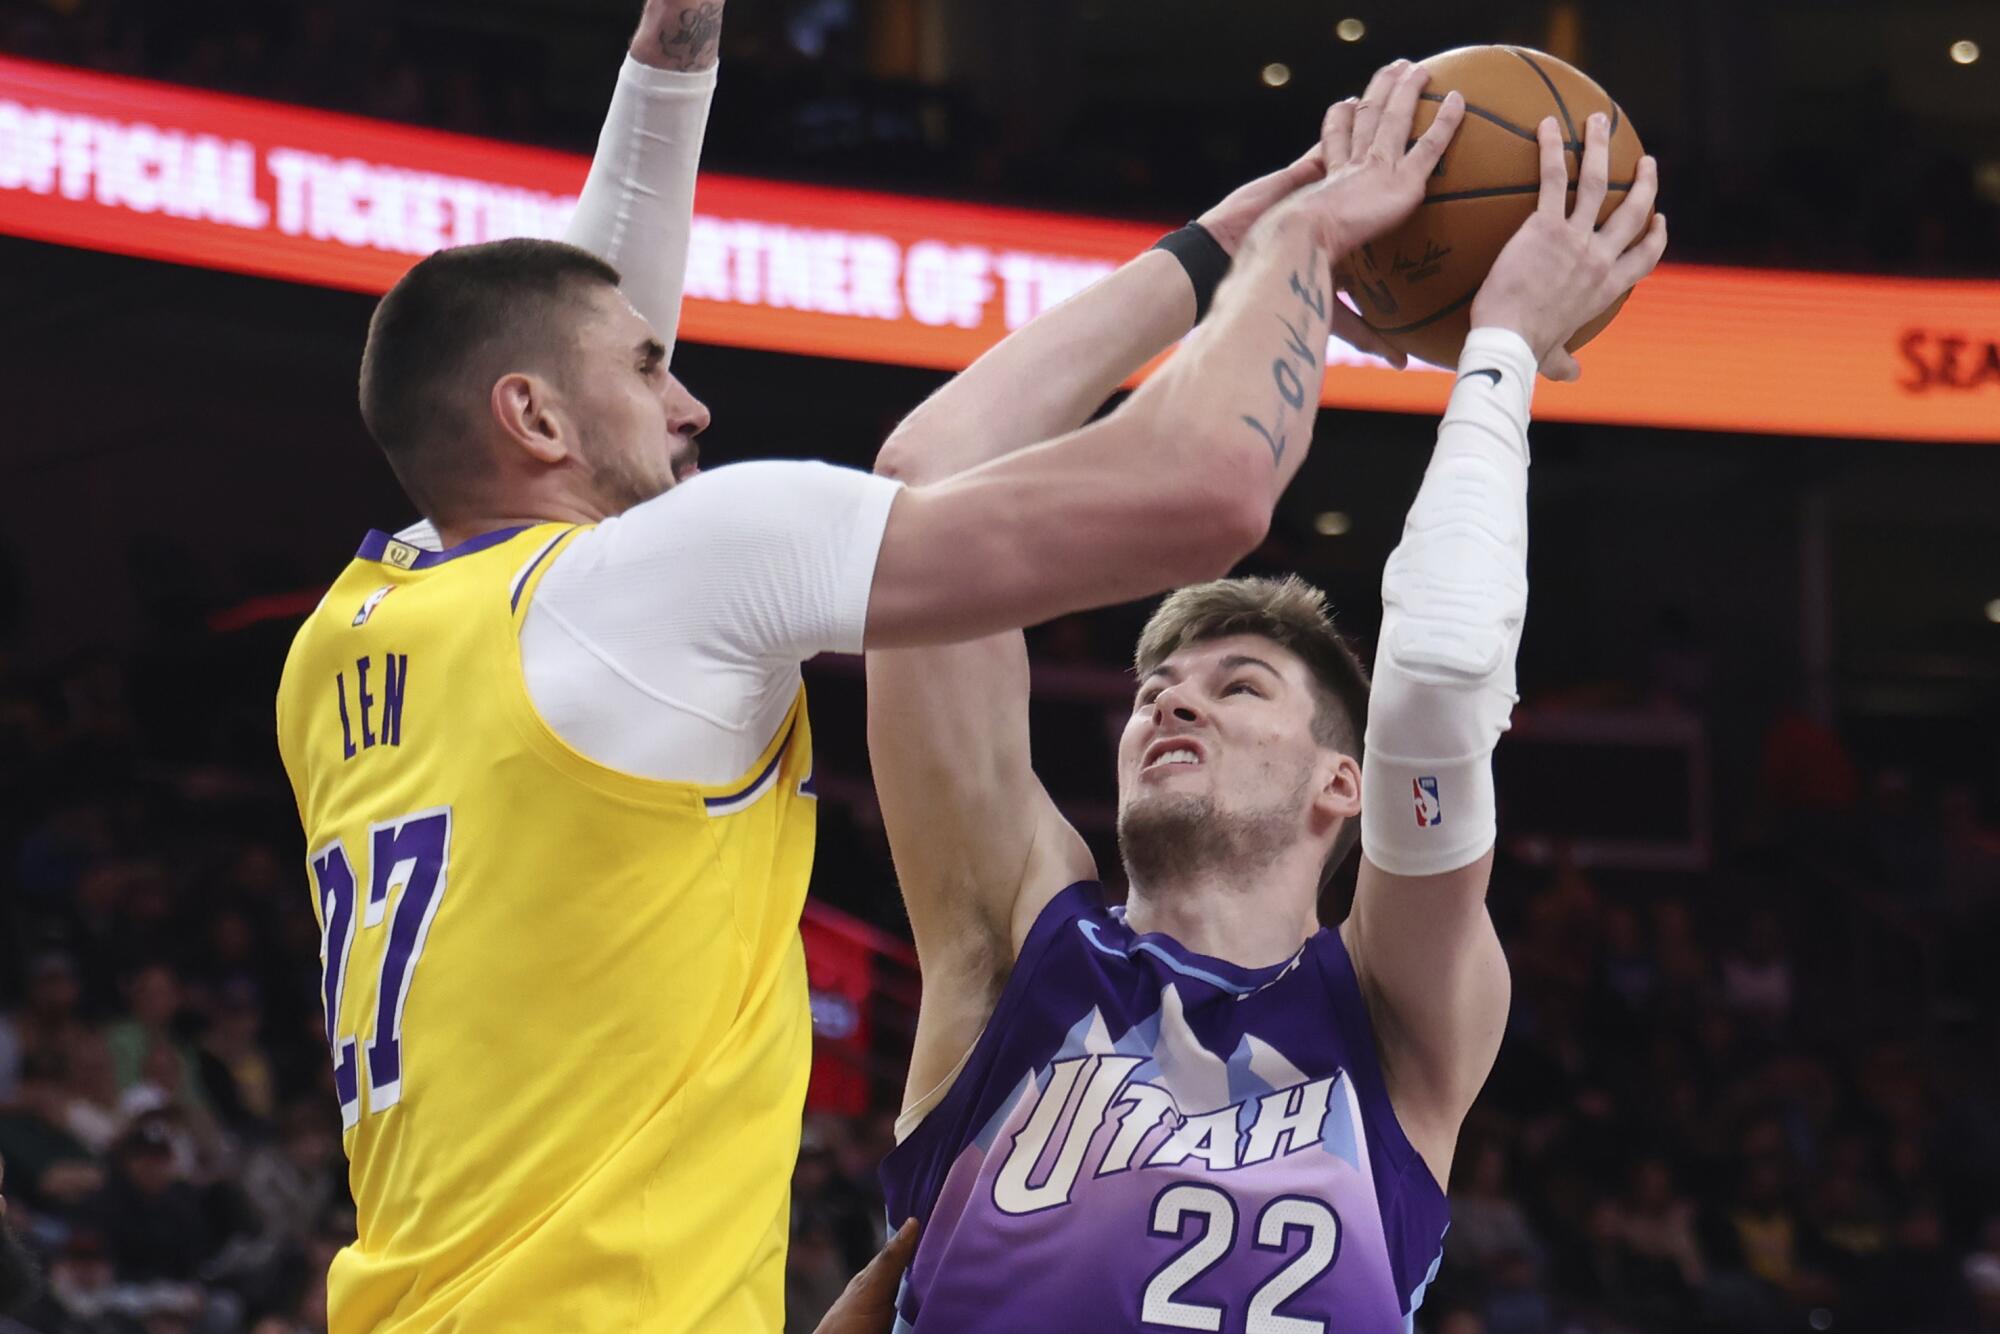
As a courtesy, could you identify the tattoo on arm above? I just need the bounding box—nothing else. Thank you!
[657,3,724,70]
[1241,246,1331,466]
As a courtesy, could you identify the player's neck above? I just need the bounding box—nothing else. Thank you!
[1122,863,1320,969]
[432,500,605,550]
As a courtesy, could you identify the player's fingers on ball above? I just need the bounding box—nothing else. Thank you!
[1321,99,1357,168]
[1377,342,1411,370]
[1611,213,1669,289]
[1601,154,1658,251]
[1332,305,1405,367]
[1572,112,1611,230]
[1341,311,1407,368]
[1350,60,1405,151]
[1535,117,1568,218]
[1350,319,1409,368]
[1544,347,1582,381]
[1408,89,1463,173]
[1359,59,1405,107]
[1637,211,1670,270]
[1373,60,1430,154]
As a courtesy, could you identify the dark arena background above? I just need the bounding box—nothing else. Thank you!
[3,1,1999,1331]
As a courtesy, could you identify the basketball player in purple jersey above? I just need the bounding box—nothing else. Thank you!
[866,66,1666,1332]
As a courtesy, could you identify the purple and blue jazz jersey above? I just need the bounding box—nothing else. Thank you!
[879,883,1451,1334]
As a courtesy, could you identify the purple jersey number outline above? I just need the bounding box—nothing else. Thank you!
[308,806,453,1128]
[310,842,362,1127]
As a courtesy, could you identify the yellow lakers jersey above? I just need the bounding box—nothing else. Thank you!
[275,523,819,1333]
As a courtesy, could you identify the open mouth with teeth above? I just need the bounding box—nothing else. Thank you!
[1141,740,1206,773]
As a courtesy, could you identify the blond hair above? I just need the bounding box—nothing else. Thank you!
[1134,575,1371,877]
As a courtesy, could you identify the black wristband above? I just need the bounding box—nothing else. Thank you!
[1151,222,1231,323]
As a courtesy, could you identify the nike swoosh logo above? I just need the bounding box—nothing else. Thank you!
[1461,368,1504,387]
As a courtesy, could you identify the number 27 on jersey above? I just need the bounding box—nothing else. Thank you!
[310,806,453,1128]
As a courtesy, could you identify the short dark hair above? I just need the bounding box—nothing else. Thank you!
[1135,575,1372,878]
[358,239,622,512]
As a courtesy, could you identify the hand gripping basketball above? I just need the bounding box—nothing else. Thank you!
[1192,146,1326,258]
[1296,61,1466,261]
[1469,112,1667,380]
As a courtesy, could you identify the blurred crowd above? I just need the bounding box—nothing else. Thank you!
[0,653,350,1333]
[1416,838,2000,1334]
[3,0,1998,276]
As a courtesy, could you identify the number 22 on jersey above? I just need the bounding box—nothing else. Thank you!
[1145,1185,1341,1334]
[311,806,453,1128]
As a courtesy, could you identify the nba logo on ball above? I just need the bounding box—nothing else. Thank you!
[1414,777,1444,828]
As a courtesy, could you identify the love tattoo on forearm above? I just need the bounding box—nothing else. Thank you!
[658,2,724,69]
[1241,248,1330,466]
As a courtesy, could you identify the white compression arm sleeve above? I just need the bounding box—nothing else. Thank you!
[564,56,717,361]
[1360,327,1538,876]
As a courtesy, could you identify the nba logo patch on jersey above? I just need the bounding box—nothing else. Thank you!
[1413,776,1443,828]
[353,586,395,627]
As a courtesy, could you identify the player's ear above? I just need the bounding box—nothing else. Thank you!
[1313,749,1362,825]
[490,371,570,466]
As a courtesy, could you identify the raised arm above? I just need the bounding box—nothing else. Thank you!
[868,145,1331,1108]
[862,62,1465,649]
[875,131,1410,483]
[563,0,725,358]
[1344,113,1666,1188]
[869,63,1462,1113]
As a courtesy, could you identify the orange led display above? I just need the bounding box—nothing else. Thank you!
[3,55,1995,442]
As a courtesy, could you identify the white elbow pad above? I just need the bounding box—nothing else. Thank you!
[1361,328,1536,876]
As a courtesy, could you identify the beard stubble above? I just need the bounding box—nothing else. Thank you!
[1117,763,1312,890]
[581,422,674,516]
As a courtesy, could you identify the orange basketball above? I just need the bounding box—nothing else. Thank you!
[1346,45,1646,369]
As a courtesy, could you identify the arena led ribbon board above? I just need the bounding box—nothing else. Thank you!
[3,54,1996,443]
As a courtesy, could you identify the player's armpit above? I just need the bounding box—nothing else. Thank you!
[868,632,1094,1110]
[892,799,1092,1121]
[868,632,1040,954]
[1342,851,1509,1188]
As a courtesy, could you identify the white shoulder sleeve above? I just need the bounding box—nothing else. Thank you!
[564,56,717,361]
[537,460,902,667]
[520,461,899,784]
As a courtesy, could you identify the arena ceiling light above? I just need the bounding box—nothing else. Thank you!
[1260,62,1293,88]
[1336,18,1367,43]
[1950,39,1980,65]
[1977,162,2000,205]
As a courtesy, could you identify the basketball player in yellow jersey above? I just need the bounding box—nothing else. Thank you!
[277,1,1471,1324]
